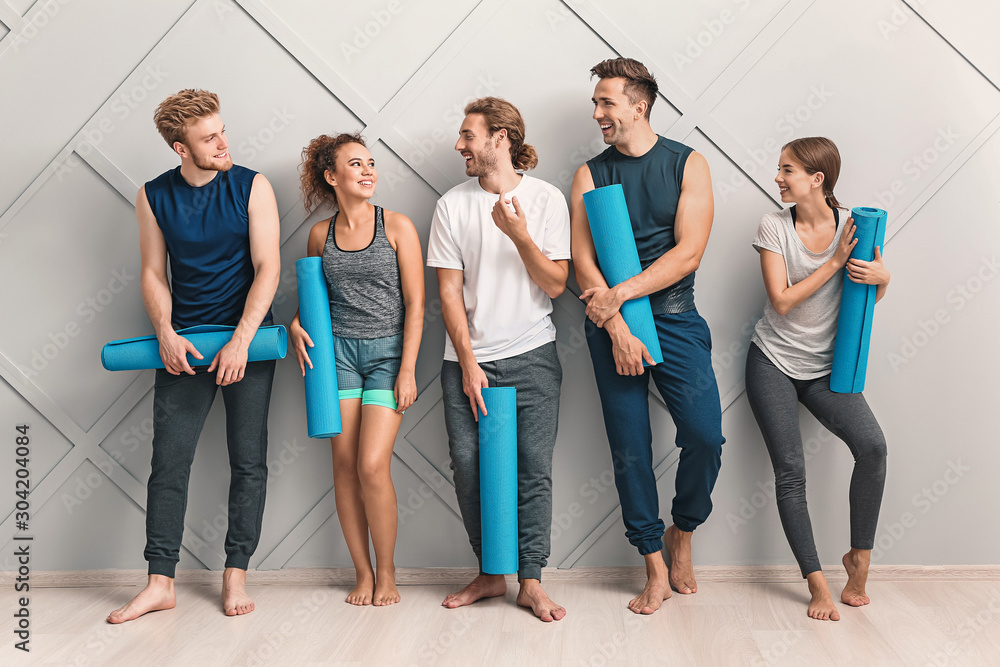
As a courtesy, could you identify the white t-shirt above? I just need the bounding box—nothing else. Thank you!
[427,174,571,363]
[750,206,847,379]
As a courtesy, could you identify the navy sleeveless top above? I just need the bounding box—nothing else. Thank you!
[144,165,270,327]
[587,136,696,314]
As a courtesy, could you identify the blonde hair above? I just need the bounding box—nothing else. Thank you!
[464,97,538,171]
[153,89,221,147]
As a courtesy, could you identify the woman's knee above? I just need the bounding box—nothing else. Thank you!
[357,457,392,487]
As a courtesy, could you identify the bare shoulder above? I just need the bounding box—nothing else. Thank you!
[683,151,710,176]
[383,208,415,232]
[570,163,595,198]
[382,209,419,249]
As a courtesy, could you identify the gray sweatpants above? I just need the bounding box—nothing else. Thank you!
[440,342,562,581]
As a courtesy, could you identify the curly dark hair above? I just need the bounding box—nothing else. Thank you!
[299,132,366,213]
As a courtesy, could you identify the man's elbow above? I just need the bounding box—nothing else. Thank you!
[546,283,566,300]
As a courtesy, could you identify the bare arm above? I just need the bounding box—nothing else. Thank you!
[137,186,202,375]
[208,173,281,385]
[581,152,713,324]
[761,219,858,316]
[569,165,654,376]
[288,219,330,375]
[491,190,568,298]
[437,267,488,419]
[386,211,425,412]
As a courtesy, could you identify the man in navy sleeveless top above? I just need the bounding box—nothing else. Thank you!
[570,59,725,615]
[108,90,280,623]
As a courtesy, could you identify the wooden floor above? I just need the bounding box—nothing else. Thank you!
[3,568,1000,666]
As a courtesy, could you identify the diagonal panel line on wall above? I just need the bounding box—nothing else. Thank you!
[0,1,24,36]
[886,112,1000,243]
[233,0,376,125]
[257,488,337,570]
[901,0,1000,93]
[559,451,681,569]
[0,0,199,218]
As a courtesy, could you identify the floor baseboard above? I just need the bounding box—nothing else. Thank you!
[3,564,998,588]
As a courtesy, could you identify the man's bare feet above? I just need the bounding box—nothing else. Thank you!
[665,524,698,594]
[806,571,841,621]
[515,579,566,622]
[441,574,506,609]
[107,574,176,624]
[221,567,255,616]
[347,570,375,606]
[373,567,400,606]
[841,549,872,607]
[628,552,672,615]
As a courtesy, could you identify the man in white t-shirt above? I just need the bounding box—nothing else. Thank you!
[427,97,570,622]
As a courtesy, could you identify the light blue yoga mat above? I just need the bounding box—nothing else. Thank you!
[296,257,342,438]
[479,386,518,575]
[831,206,888,394]
[582,184,663,365]
[101,324,286,371]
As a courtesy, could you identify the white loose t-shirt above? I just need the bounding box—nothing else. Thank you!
[427,174,571,363]
[751,206,848,379]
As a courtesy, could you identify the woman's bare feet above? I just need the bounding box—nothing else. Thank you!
[516,579,566,622]
[107,574,176,624]
[841,549,872,607]
[806,571,841,621]
[373,567,400,606]
[629,551,672,615]
[442,574,506,608]
[665,525,698,594]
[222,567,255,616]
[347,570,375,606]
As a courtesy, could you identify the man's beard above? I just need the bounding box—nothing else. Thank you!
[465,144,499,177]
[192,151,233,172]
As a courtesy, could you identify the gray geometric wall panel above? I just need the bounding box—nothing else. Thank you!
[1,0,998,572]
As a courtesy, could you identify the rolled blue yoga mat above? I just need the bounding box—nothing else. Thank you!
[479,386,518,575]
[101,324,286,371]
[582,184,663,365]
[296,257,342,438]
[831,206,888,394]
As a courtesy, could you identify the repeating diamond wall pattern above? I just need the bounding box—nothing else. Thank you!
[1,0,999,573]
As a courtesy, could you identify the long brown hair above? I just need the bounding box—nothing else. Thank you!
[463,97,538,171]
[299,132,366,213]
[782,137,842,208]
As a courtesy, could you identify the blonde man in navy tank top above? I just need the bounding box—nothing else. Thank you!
[570,59,725,615]
[289,133,424,607]
[108,90,281,623]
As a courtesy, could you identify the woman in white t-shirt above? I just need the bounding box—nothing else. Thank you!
[745,137,891,621]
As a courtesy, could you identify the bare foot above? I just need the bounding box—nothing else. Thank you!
[841,550,872,607]
[628,552,672,615]
[347,570,374,606]
[442,574,506,609]
[222,567,255,616]
[107,574,176,624]
[373,568,400,606]
[516,579,566,622]
[806,572,841,621]
[665,524,698,594]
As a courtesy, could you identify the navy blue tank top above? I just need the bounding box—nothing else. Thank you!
[144,165,270,327]
[587,136,696,314]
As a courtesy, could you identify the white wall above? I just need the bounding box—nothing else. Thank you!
[1,0,998,573]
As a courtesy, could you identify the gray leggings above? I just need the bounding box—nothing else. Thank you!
[744,343,887,577]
